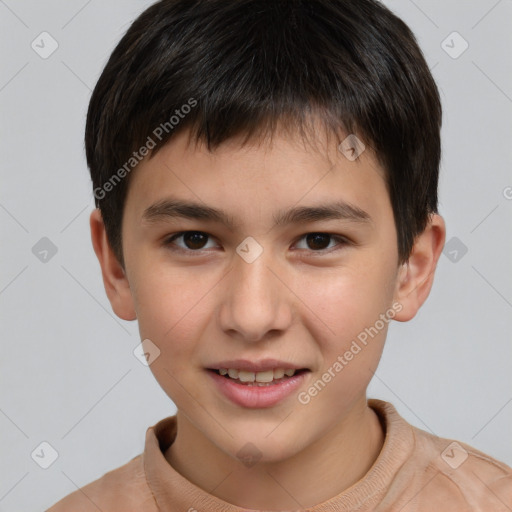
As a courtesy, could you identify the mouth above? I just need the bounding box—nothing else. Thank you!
[206,365,311,408]
[207,367,310,386]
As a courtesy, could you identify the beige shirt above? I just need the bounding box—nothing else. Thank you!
[47,399,512,511]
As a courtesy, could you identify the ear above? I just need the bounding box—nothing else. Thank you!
[90,209,136,321]
[393,214,446,322]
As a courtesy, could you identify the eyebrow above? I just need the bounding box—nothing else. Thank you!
[142,197,372,230]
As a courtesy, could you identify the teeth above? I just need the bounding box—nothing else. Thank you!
[217,368,297,382]
[238,370,255,382]
[255,370,274,383]
[227,368,239,379]
[273,368,285,379]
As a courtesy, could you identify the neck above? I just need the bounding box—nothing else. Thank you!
[165,399,384,509]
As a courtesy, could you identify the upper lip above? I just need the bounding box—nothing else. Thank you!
[207,359,308,372]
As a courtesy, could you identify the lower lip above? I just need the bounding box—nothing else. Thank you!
[208,370,309,409]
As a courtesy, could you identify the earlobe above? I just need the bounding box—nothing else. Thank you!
[393,214,446,322]
[90,209,137,321]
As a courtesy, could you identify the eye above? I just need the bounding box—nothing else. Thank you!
[293,233,349,252]
[164,231,349,254]
[165,231,219,252]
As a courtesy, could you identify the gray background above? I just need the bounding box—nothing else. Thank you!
[1,0,511,510]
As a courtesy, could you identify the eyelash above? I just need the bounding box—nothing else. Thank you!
[163,231,351,255]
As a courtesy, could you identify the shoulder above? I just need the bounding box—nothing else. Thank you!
[46,454,156,512]
[410,425,512,510]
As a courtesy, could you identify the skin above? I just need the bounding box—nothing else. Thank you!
[91,123,445,509]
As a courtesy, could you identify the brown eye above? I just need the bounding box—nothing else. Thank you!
[165,231,217,252]
[293,233,349,253]
[182,231,209,249]
[305,233,332,250]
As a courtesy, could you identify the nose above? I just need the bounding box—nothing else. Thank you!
[218,248,293,343]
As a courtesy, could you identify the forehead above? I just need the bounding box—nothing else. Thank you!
[124,125,390,231]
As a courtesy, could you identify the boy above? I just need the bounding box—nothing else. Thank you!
[49,0,512,510]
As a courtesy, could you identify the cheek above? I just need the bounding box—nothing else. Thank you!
[295,262,396,348]
[131,266,214,357]
[130,269,214,406]
[294,269,394,419]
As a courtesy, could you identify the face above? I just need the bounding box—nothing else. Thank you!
[117,125,404,462]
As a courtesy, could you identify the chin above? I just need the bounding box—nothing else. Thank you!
[222,427,306,466]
